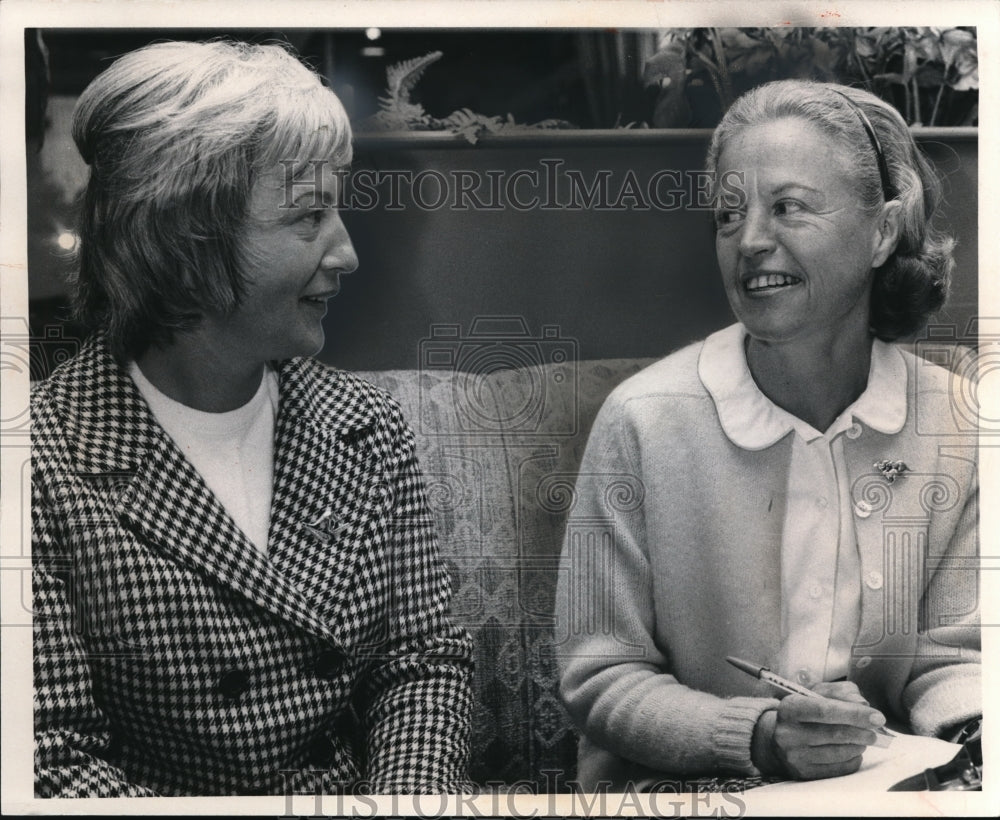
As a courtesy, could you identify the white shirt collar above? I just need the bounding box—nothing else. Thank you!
[697,323,908,450]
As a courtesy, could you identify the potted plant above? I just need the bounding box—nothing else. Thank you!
[642,26,978,128]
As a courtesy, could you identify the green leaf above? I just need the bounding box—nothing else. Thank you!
[383,51,443,110]
[915,63,946,88]
[940,28,975,65]
[902,41,918,83]
[873,72,906,86]
[950,67,979,91]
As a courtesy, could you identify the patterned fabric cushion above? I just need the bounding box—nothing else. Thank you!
[356,358,655,788]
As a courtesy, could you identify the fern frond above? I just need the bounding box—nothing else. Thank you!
[383,51,443,111]
[377,96,429,121]
[440,108,498,128]
[438,108,503,143]
[358,50,581,137]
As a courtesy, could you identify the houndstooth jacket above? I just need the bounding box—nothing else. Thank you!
[31,335,474,797]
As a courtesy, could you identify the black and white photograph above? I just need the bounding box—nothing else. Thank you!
[1,0,997,815]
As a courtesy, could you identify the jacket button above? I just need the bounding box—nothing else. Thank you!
[218,668,251,700]
[846,423,863,440]
[865,571,884,590]
[309,734,337,765]
[854,500,873,519]
[856,656,873,669]
[314,648,344,679]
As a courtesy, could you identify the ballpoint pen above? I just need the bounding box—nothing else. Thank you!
[726,655,895,747]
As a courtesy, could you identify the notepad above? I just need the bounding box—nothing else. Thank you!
[748,732,962,793]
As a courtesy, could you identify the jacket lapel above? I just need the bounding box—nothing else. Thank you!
[53,337,341,644]
[265,358,391,642]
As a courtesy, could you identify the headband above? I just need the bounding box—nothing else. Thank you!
[829,88,894,201]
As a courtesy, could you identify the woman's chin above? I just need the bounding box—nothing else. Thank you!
[734,314,804,345]
[302,334,326,359]
[273,330,326,362]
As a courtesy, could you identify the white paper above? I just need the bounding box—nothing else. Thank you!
[750,733,963,793]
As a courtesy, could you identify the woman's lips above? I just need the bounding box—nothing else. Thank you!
[301,288,339,305]
[743,273,802,293]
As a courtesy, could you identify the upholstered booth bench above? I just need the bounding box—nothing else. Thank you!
[354,329,978,789]
[355,357,657,788]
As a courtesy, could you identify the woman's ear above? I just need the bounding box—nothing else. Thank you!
[872,199,903,268]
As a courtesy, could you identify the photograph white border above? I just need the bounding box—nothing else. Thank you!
[2,1,998,815]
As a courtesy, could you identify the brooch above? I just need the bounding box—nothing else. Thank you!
[304,510,349,545]
[874,460,908,483]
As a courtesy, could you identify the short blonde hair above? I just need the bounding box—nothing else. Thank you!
[71,39,353,359]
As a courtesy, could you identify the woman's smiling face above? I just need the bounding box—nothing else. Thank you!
[199,160,359,366]
[714,116,896,347]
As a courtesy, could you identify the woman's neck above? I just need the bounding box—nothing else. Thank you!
[745,330,874,433]
[135,335,265,413]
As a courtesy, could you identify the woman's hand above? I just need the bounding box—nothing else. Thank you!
[751,681,886,780]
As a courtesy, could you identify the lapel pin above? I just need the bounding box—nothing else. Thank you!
[304,510,350,545]
[874,460,908,483]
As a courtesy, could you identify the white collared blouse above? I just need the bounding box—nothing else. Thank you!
[699,323,908,686]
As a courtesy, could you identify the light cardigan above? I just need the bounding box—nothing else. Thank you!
[556,324,980,787]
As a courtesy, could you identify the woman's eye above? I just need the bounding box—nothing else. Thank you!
[299,208,326,229]
[715,209,744,227]
[774,200,804,216]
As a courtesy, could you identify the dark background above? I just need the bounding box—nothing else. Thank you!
[26,29,979,376]
[38,29,622,125]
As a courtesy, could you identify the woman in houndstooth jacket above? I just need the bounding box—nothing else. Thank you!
[31,40,473,797]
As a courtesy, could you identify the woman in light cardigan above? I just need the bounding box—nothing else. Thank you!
[556,80,980,787]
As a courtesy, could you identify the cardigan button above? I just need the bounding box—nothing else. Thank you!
[856,655,873,669]
[314,648,345,679]
[218,668,251,701]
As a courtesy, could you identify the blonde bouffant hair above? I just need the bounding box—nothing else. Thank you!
[71,39,353,359]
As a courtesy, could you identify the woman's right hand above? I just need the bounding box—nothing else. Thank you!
[751,682,886,780]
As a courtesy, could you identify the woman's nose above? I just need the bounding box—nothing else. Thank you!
[738,208,776,258]
[321,214,359,275]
